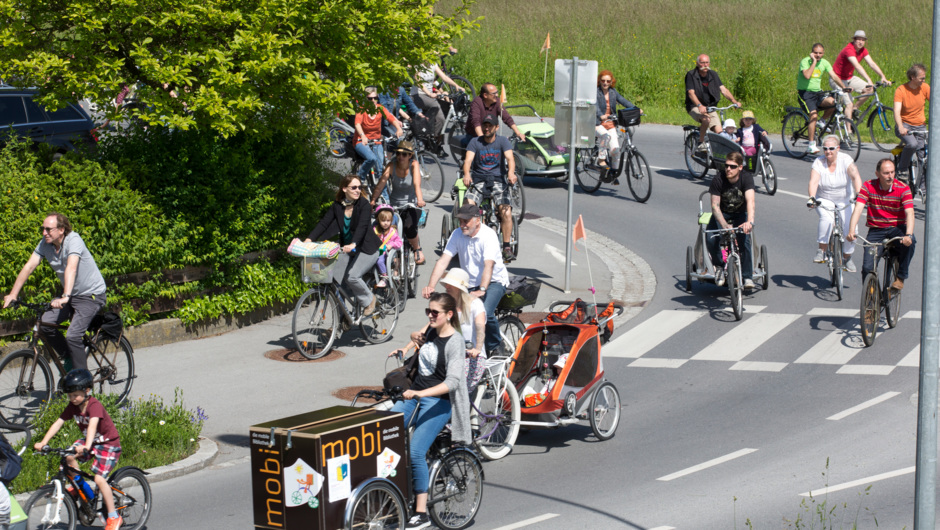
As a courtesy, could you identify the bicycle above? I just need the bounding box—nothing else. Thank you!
[705,226,748,320]
[291,255,400,359]
[847,81,896,151]
[328,117,355,159]
[351,136,396,201]
[0,301,135,426]
[893,128,928,204]
[808,198,852,300]
[349,388,483,530]
[24,445,151,530]
[781,89,861,161]
[575,109,652,202]
[683,104,740,179]
[855,235,906,347]
[469,354,520,461]
[385,202,428,312]
[399,118,448,203]
[749,140,778,196]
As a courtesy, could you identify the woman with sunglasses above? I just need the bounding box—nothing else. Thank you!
[304,174,383,315]
[354,87,404,185]
[807,135,863,271]
[595,70,639,170]
[372,140,427,264]
[388,292,470,530]
[705,151,756,289]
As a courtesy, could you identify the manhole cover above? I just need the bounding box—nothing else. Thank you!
[333,386,384,402]
[518,311,547,324]
[263,348,346,362]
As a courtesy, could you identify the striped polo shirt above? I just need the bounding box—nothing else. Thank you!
[857,178,913,228]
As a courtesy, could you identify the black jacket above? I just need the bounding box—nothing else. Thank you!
[307,197,382,255]
[685,68,723,112]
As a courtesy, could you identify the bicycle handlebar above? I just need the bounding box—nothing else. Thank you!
[706,104,740,112]
[705,226,749,235]
[807,197,852,211]
[8,299,52,313]
[0,421,32,456]
[35,446,78,457]
[855,235,907,247]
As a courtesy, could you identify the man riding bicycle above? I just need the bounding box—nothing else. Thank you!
[462,114,517,262]
[830,30,892,121]
[798,43,849,154]
[461,83,526,149]
[893,63,929,176]
[685,54,741,153]
[705,152,756,290]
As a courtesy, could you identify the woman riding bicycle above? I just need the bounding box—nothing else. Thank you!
[304,174,383,316]
[595,70,639,170]
[354,87,403,185]
[372,140,427,265]
[412,63,466,148]
[387,292,470,530]
[807,135,863,271]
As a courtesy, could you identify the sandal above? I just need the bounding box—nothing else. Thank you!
[414,247,425,265]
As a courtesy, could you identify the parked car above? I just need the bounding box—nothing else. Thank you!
[0,85,97,152]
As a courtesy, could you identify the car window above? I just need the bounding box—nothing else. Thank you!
[46,103,84,121]
[0,96,28,126]
[23,97,49,123]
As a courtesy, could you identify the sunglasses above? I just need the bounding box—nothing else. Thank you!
[40,226,58,233]
[822,146,838,151]
[347,185,361,190]
[366,96,378,101]
[600,79,612,83]
[425,308,443,317]
[725,163,740,169]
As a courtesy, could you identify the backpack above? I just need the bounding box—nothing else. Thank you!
[0,434,22,486]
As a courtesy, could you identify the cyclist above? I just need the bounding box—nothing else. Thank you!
[378,83,425,138]
[412,63,466,152]
[797,43,849,154]
[34,369,123,530]
[462,83,526,148]
[462,114,517,262]
[304,174,383,315]
[2,212,106,371]
[705,152,756,290]
[372,140,427,265]
[847,159,916,290]
[595,70,639,179]
[830,31,892,122]
[685,54,742,153]
[807,135,863,271]
[354,87,403,185]
[386,292,470,530]
[893,63,929,177]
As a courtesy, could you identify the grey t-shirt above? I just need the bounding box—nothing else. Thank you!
[34,232,106,296]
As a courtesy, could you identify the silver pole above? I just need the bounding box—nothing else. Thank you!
[564,57,579,293]
[914,3,940,527]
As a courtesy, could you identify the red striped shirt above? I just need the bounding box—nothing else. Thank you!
[857,178,913,228]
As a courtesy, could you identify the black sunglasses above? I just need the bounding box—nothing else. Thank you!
[725,163,740,169]
[425,308,443,317]
[366,96,379,101]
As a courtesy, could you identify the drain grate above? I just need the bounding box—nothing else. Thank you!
[263,348,346,362]
[333,385,384,402]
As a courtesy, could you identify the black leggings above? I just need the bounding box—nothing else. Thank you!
[400,208,419,240]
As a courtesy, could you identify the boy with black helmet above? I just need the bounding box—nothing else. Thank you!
[34,369,124,530]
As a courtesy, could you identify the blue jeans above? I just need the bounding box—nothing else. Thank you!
[355,142,384,186]
[477,283,507,353]
[390,396,452,494]
[705,212,753,280]
[861,226,916,280]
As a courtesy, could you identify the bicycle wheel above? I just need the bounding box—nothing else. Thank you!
[781,111,810,158]
[509,182,525,225]
[360,280,399,344]
[684,133,709,179]
[428,449,484,530]
[509,215,519,259]
[839,118,862,161]
[832,237,844,301]
[440,214,453,252]
[685,246,694,292]
[110,467,152,530]
[728,257,743,321]
[25,484,77,530]
[450,75,475,101]
[291,287,339,359]
[416,151,445,203]
[445,118,467,163]
[498,315,526,355]
[761,155,778,195]
[87,335,135,405]
[869,104,897,152]
[589,381,621,441]
[346,479,405,530]
[329,125,351,158]
[0,350,54,425]
[405,246,419,300]
[759,244,770,290]
[860,272,881,347]
[473,376,520,461]
[626,150,652,203]
[387,249,407,313]
[884,257,902,329]
[575,148,603,194]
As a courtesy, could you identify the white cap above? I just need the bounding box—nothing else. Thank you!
[723,119,736,129]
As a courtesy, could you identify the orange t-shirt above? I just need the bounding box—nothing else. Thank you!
[894,83,930,126]
[355,106,397,144]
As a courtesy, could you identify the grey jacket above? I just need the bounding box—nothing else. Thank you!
[439,332,472,444]
[595,87,634,125]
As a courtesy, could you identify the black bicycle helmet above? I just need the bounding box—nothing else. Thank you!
[62,369,93,393]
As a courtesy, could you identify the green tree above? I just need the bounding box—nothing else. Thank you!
[0,0,478,136]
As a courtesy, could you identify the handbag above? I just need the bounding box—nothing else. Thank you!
[465,351,487,389]
[384,346,419,391]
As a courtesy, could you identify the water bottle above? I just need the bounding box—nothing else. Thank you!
[74,474,95,501]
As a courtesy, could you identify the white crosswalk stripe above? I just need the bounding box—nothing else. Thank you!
[606,309,706,358]
[692,313,800,362]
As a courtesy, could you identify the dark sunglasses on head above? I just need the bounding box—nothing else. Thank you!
[725,163,740,169]
[425,308,442,317]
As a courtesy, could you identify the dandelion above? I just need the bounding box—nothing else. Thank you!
[190,438,195,442]
[141,429,147,434]
[159,420,165,425]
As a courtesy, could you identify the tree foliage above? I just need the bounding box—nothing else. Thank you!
[0,0,479,136]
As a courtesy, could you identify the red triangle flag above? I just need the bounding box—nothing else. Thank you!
[573,215,586,250]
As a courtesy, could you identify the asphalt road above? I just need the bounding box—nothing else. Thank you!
[136,120,929,529]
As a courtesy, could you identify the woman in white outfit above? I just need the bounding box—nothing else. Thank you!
[807,135,863,272]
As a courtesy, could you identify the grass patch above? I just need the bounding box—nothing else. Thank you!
[10,389,206,494]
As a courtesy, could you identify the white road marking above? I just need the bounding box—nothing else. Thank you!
[657,448,758,481]
[730,361,788,372]
[211,455,250,469]
[543,243,573,265]
[607,310,706,358]
[721,305,767,314]
[837,364,895,375]
[491,514,560,530]
[776,189,807,199]
[692,313,800,361]
[902,310,922,319]
[827,391,901,420]
[649,527,677,530]
[800,466,915,496]
[794,322,863,365]
[898,346,920,367]
[806,307,860,317]
[629,358,688,369]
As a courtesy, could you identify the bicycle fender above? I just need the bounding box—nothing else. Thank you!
[112,465,150,476]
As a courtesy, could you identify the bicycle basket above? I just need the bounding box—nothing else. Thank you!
[89,312,123,341]
[617,107,642,127]
[497,276,541,310]
[412,113,435,139]
[302,256,338,284]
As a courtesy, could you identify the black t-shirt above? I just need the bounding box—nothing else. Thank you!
[684,69,723,111]
[412,328,452,399]
[709,171,755,214]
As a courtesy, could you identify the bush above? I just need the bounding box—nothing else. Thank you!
[11,388,205,494]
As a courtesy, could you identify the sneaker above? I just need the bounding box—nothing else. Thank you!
[362,295,377,316]
[843,259,856,273]
[744,278,755,290]
[613,178,620,185]
[891,278,905,291]
[806,144,820,155]
[105,516,123,530]
[695,142,708,153]
[597,159,608,168]
[405,512,431,530]
[715,268,725,286]
[813,249,826,263]
[502,247,514,262]
[375,278,387,288]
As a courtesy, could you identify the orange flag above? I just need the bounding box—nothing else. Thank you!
[540,33,551,55]
[573,215,586,250]
[500,84,507,104]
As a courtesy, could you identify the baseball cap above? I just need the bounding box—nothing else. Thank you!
[455,204,481,220]
[853,30,867,40]
[742,110,755,120]
[482,114,498,125]
[723,119,736,129]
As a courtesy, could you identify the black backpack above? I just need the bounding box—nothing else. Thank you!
[0,434,22,486]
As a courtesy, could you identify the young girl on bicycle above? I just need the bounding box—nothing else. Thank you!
[373,205,403,288]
